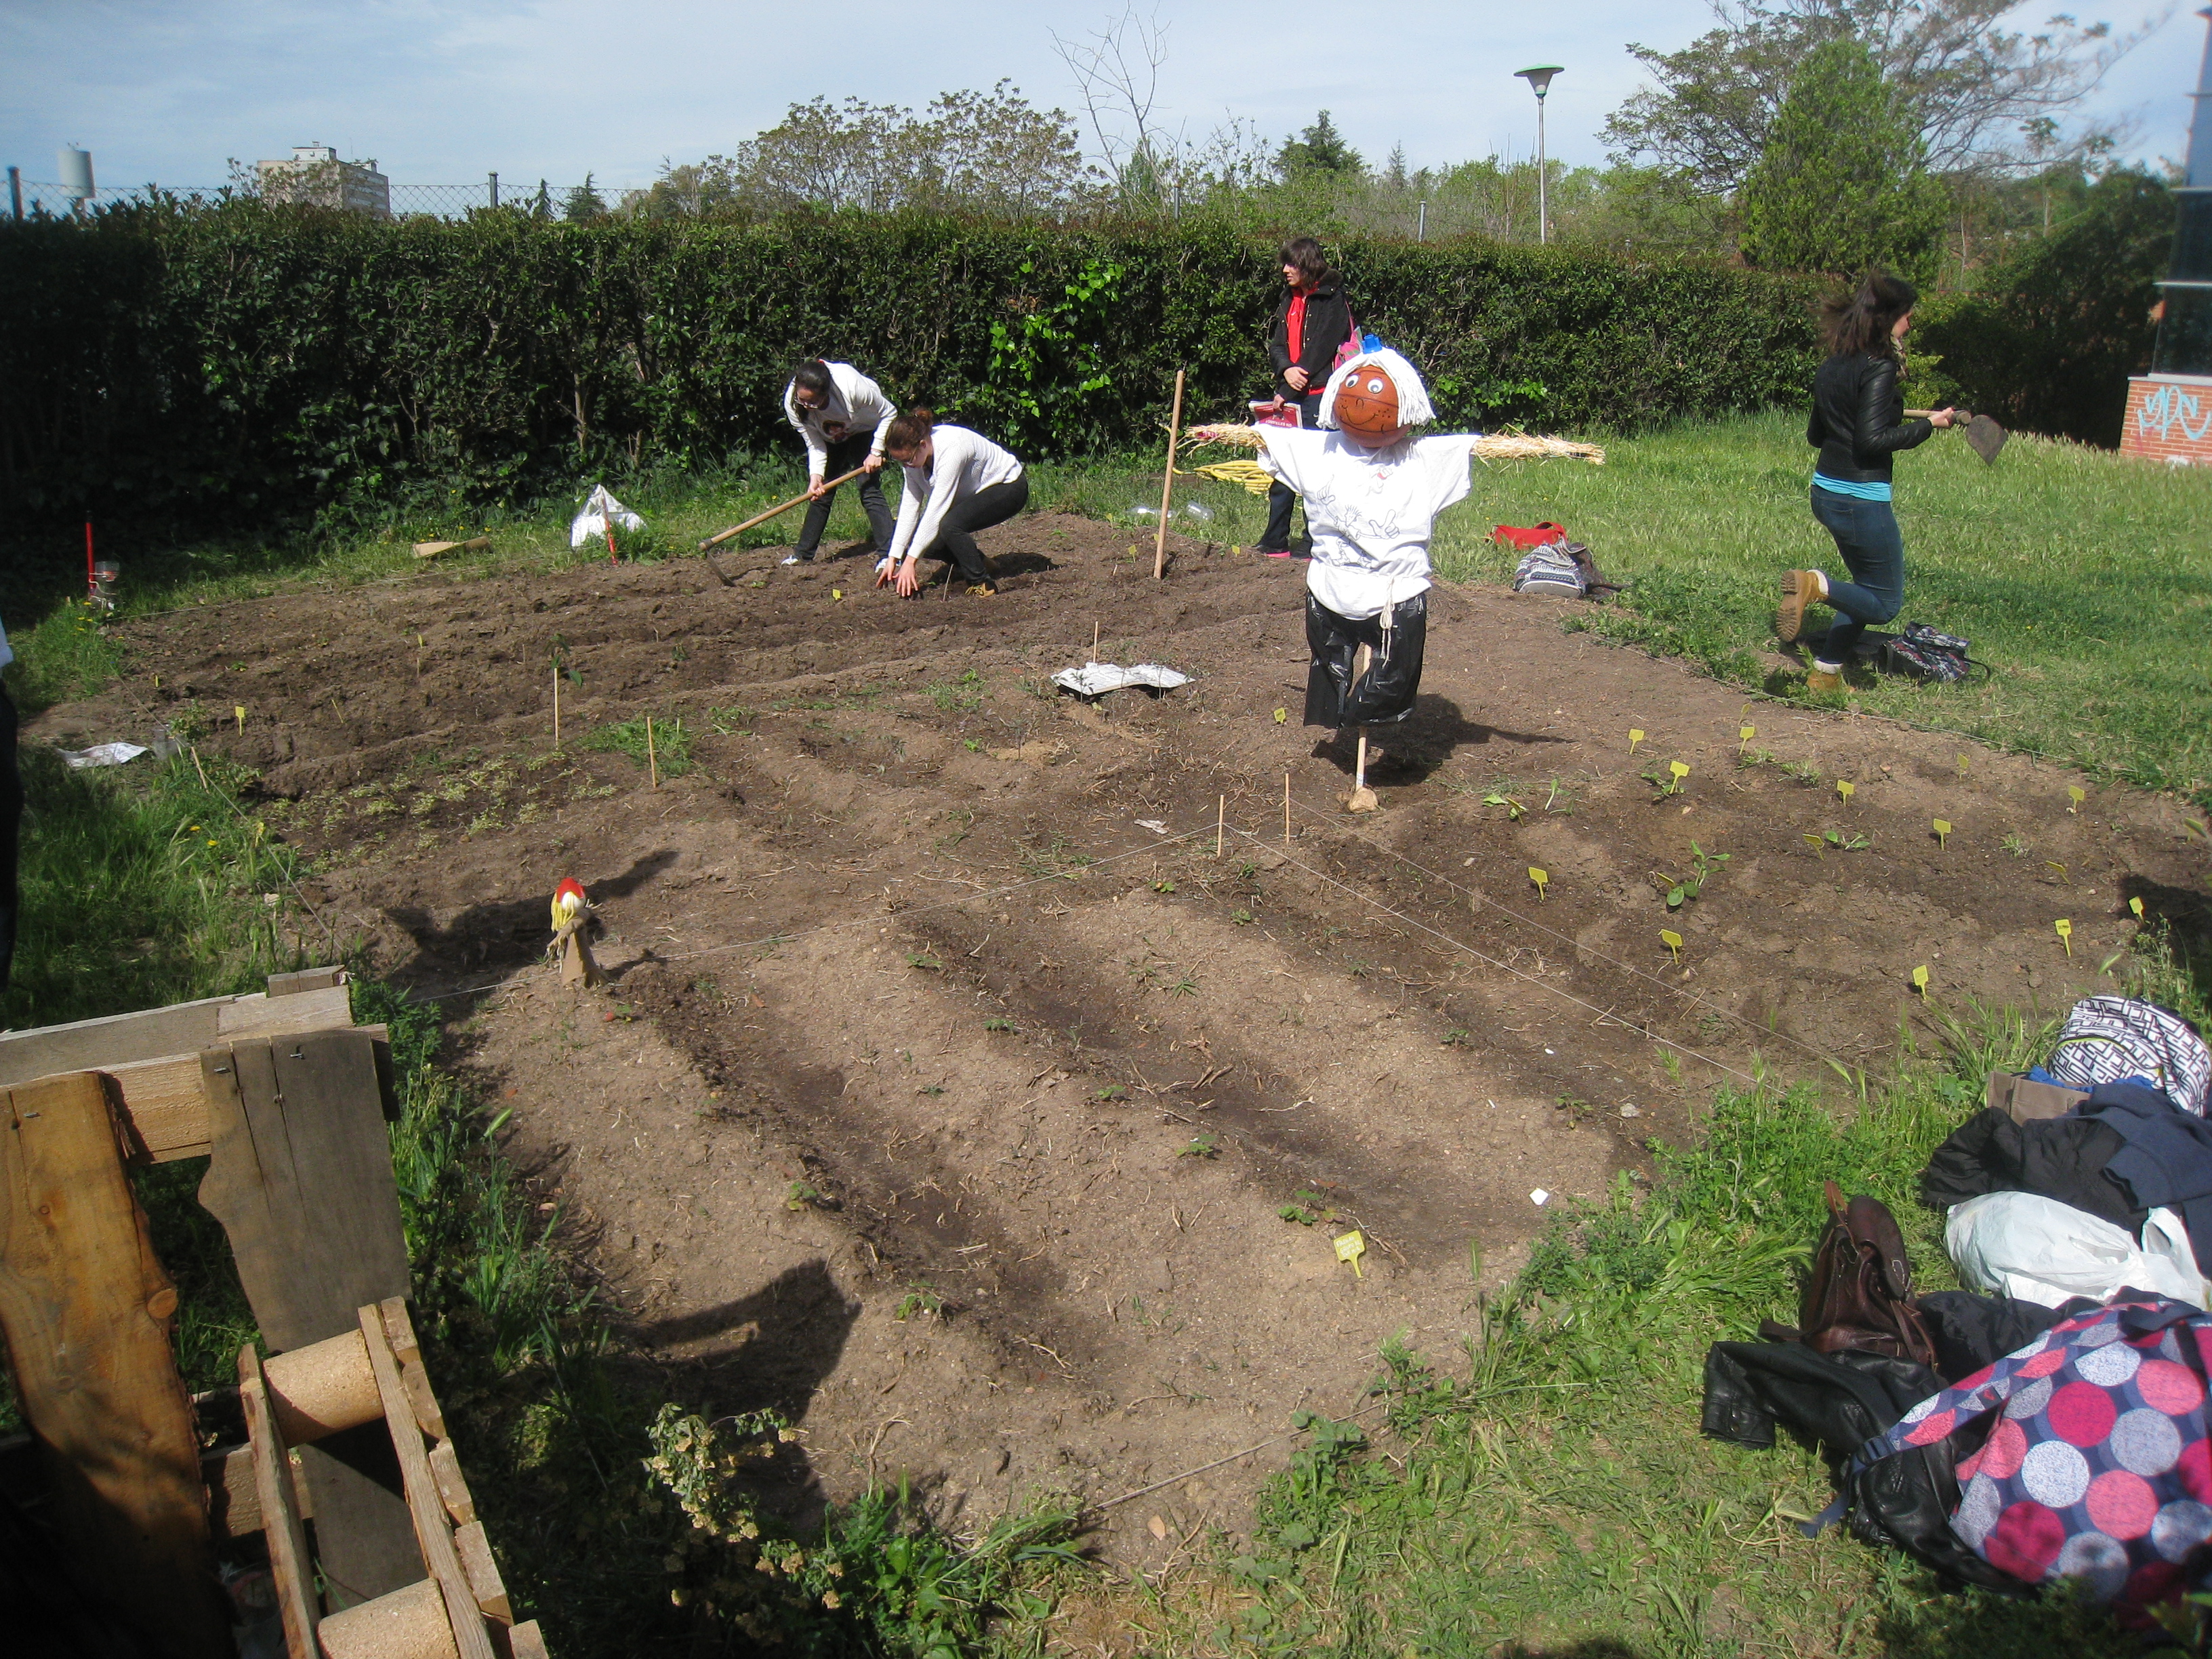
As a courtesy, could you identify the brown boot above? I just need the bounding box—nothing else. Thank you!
[1776,570,1825,644]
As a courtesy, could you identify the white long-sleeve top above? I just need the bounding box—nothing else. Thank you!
[782,363,897,479]
[1256,428,1474,620]
[885,426,1025,564]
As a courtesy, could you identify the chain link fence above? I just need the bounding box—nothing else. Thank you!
[5,174,639,221]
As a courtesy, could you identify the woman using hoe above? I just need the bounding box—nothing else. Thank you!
[874,410,1027,598]
[1256,236,1354,558]
[781,358,898,565]
[1776,272,1956,691]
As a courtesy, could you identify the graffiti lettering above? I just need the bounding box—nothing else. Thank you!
[2137,382,2212,443]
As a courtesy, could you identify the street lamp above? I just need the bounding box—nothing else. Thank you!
[1515,64,1564,244]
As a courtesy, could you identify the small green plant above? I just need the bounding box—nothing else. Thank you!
[1641,760,1691,800]
[1179,1133,1220,1159]
[1483,787,1528,821]
[1277,1188,1339,1227]
[1231,907,1255,925]
[1441,1027,1473,1047]
[983,1016,1017,1032]
[578,715,694,777]
[905,950,943,971]
[1780,758,1823,786]
[1542,776,1576,815]
[1094,1084,1128,1102]
[1818,828,1870,851]
[1153,879,1176,893]
[785,1181,823,1211]
[893,1286,943,1321]
[1656,841,1732,908]
[706,703,754,733]
[2003,832,2030,857]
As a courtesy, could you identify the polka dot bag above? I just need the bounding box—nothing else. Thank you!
[1843,1294,2212,1610]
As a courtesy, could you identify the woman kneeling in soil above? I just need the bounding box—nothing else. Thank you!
[1255,348,1475,775]
[875,409,1028,598]
[1776,271,1956,691]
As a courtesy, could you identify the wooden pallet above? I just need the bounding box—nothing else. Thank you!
[0,968,548,1656]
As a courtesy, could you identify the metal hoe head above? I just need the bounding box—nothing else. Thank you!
[1961,412,2007,465]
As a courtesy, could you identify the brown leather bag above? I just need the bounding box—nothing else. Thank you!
[1761,1181,1938,1367]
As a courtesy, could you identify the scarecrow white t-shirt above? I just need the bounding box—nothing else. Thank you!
[1256,429,1473,620]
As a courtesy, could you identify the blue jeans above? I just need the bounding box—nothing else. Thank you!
[1807,484,1905,666]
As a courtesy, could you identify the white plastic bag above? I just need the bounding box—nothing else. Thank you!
[60,741,149,769]
[1945,1191,2209,1309]
[568,484,645,549]
[1050,663,1191,697]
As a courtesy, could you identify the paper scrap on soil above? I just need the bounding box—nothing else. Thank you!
[61,742,150,769]
[1530,1188,1551,1206]
[1052,662,1191,698]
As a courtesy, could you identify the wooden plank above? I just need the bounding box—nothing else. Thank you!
[268,966,348,997]
[240,1343,321,1658]
[200,1030,419,1610]
[0,1072,231,1656]
[218,982,354,1040]
[197,1031,411,1351]
[89,1024,391,1164]
[506,1621,548,1659]
[453,1519,512,1622]
[205,1438,316,1538]
[360,1299,501,1659]
[426,1441,476,1526]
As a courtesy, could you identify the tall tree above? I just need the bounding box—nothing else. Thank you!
[1739,37,1947,278]
[1278,111,1364,179]
[1605,0,2150,194]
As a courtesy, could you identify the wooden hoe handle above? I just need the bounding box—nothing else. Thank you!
[699,467,867,550]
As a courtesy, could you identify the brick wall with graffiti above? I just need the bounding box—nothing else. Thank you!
[2120,376,2212,465]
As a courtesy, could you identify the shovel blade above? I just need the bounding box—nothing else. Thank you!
[1963,413,2006,464]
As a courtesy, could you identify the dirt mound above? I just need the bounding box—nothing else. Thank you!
[39,511,2205,1560]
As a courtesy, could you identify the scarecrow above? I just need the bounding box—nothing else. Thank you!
[1254,346,1473,808]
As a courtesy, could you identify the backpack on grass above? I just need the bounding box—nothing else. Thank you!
[1881,622,1981,684]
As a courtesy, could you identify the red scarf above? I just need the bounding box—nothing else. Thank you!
[1286,291,1308,365]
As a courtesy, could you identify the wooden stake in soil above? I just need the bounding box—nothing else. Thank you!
[1216,794,1225,857]
[1285,773,1292,844]
[1152,367,1186,581]
[1092,620,1101,662]
[1345,646,1380,813]
[645,715,658,788]
[552,660,560,747]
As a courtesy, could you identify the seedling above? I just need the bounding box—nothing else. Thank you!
[1542,777,1574,815]
[1153,879,1176,893]
[1956,754,1970,779]
[2100,951,2126,975]
[1334,1229,1367,1279]
[1911,965,1930,996]
[2055,918,2074,958]
[1642,761,1689,800]
[1933,818,1952,849]
[1441,1027,1473,1048]
[2045,861,2072,886]
[1656,842,1731,908]
[905,950,943,971]
[983,1016,1017,1032]
[1818,829,1869,851]
[1528,866,1549,899]
[2068,785,2086,813]
[785,1181,823,1211]
[1485,790,1528,821]
[1628,729,1645,753]
[2003,833,2029,858]
[1836,779,1855,805]
[2131,897,2146,919]
[1738,724,1757,754]
[893,1287,943,1322]
[1660,928,1685,964]
[1094,1084,1128,1102]
[1179,1132,1220,1159]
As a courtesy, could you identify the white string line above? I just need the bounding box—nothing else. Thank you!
[406,820,1223,1005]
[1216,761,1853,1078]
[1229,823,1760,1085]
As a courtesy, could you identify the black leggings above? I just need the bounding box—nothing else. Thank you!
[1303,591,1427,728]
[916,476,1029,584]
[1260,392,1327,548]
[794,432,895,557]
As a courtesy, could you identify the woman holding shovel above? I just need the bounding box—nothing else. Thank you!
[1776,272,1956,691]
[1254,346,1475,807]
[781,359,898,565]
[875,410,1027,598]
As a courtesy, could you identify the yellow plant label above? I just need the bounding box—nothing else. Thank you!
[1628,729,1645,752]
[1660,928,1684,960]
[831,588,842,600]
[2055,918,2074,957]
[1740,725,1756,744]
[234,705,246,731]
[1837,780,1855,802]
[1957,754,1969,776]
[2131,897,2146,918]
[1933,818,1952,847]
[1912,965,1930,993]
[1528,867,1549,897]
[1669,761,1689,780]
[1333,1229,1367,1278]
[1274,708,1288,723]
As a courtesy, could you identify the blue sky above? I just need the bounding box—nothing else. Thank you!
[1,0,2200,194]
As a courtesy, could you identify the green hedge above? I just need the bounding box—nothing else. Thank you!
[0,203,1826,546]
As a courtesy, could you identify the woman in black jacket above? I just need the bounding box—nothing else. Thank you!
[1256,237,1353,556]
[1776,271,1956,691]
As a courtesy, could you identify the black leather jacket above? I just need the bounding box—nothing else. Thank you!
[1267,276,1351,402]
[1807,350,1931,485]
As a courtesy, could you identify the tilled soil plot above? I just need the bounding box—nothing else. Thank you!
[41,513,2207,1563]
